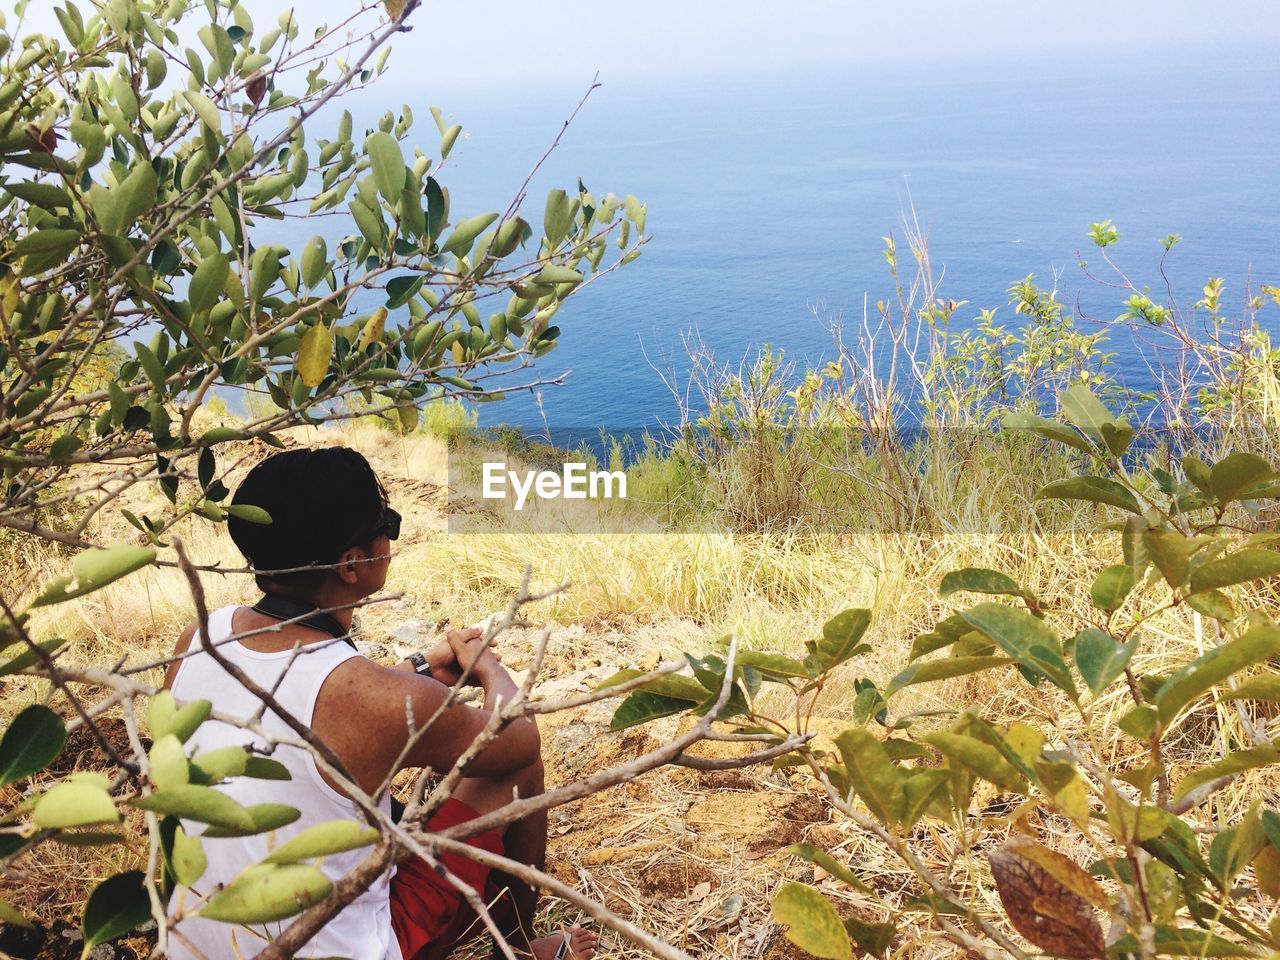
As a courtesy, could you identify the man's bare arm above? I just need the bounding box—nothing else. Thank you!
[375,654,540,780]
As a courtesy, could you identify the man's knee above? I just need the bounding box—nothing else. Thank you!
[517,756,544,797]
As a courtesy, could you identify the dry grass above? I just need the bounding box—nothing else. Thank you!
[3,423,1278,957]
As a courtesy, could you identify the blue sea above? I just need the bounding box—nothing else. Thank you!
[350,55,1280,438]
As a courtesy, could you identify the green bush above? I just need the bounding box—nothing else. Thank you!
[614,384,1280,960]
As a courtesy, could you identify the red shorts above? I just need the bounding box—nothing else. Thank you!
[390,798,508,960]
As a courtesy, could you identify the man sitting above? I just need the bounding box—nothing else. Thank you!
[163,446,598,960]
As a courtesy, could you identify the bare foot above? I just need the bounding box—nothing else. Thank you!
[530,924,598,960]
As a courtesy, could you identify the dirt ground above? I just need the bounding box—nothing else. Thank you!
[0,615,844,960]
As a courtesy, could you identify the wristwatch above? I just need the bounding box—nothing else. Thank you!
[407,651,433,678]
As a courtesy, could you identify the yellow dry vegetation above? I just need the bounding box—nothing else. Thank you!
[2,417,1277,959]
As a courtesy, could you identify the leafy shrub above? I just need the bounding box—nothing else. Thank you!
[612,384,1280,960]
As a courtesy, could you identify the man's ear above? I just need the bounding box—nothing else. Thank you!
[336,546,365,584]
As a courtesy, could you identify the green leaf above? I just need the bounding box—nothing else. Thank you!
[733,651,814,681]
[135,342,165,388]
[1118,705,1157,740]
[202,802,301,838]
[442,212,498,259]
[5,182,74,207]
[92,161,158,235]
[544,188,574,248]
[148,691,211,743]
[623,194,648,234]
[440,124,461,159]
[1123,515,1151,573]
[1173,745,1280,801]
[787,844,870,892]
[1058,383,1112,433]
[244,757,291,780]
[34,782,120,828]
[83,871,150,948]
[1154,624,1280,727]
[843,917,895,959]
[771,882,852,960]
[1100,421,1135,458]
[1059,384,1122,447]
[908,613,973,661]
[610,692,694,730]
[201,427,241,445]
[1145,531,1198,589]
[424,177,446,241]
[921,732,1026,793]
[807,609,871,673]
[492,216,528,257]
[264,819,379,864]
[0,704,66,786]
[1209,803,1267,884]
[148,735,189,790]
[899,894,969,915]
[1189,549,1280,593]
[189,746,249,783]
[386,274,424,310]
[12,228,81,258]
[199,863,332,923]
[1185,589,1236,622]
[1034,477,1141,514]
[1209,451,1274,503]
[1182,455,1214,497]
[834,728,904,826]
[1089,564,1135,612]
[350,197,386,247]
[604,670,708,702]
[189,253,229,312]
[0,636,70,677]
[225,503,273,525]
[249,245,282,303]
[400,185,427,240]
[31,544,156,607]
[533,265,583,286]
[300,235,327,288]
[365,131,406,203]
[939,568,1024,599]
[132,785,255,832]
[1073,628,1137,696]
[1108,927,1262,957]
[1002,410,1096,456]
[183,90,221,131]
[902,769,951,829]
[958,603,1076,697]
[170,825,207,887]
[1225,674,1280,703]
[885,656,1012,699]
[0,898,32,929]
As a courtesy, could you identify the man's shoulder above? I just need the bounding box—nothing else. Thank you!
[163,621,201,690]
[324,654,416,705]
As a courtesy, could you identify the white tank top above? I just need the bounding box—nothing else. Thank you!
[167,605,401,960]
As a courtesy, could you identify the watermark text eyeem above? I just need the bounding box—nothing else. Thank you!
[481,462,627,511]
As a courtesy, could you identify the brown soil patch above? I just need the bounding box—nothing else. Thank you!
[684,791,827,855]
[637,860,718,898]
[0,919,150,959]
[45,719,146,776]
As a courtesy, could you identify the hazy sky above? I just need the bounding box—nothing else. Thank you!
[18,1,1280,88]
[358,0,1279,88]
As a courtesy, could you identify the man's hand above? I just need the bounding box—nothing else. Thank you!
[446,626,501,682]
[424,627,498,686]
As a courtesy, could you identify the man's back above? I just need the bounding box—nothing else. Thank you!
[166,605,399,960]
